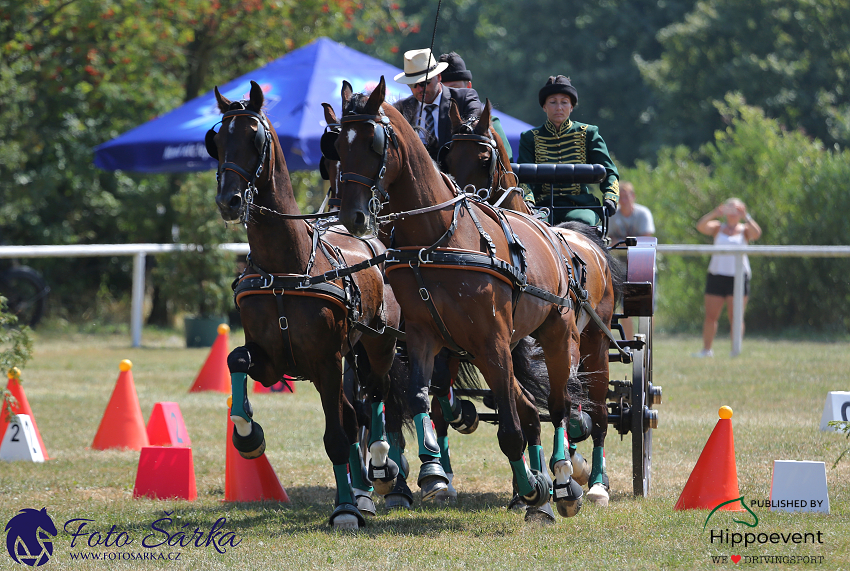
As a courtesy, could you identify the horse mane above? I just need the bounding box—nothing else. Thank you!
[557,220,626,304]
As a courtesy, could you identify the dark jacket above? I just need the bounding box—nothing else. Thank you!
[398,84,482,159]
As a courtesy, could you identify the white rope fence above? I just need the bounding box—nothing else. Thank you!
[1,243,848,348]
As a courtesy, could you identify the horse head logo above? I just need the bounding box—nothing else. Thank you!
[5,508,57,566]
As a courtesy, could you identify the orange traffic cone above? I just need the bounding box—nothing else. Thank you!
[675,406,743,511]
[91,360,150,450]
[133,446,197,500]
[188,324,230,393]
[225,397,289,502]
[146,402,191,447]
[252,375,296,394]
[2,368,49,459]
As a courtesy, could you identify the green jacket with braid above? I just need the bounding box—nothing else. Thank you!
[517,119,619,224]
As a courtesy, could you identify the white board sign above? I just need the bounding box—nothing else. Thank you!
[770,461,829,513]
[820,391,850,431]
[0,415,45,463]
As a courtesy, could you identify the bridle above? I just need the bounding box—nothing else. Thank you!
[205,101,271,224]
[320,107,399,233]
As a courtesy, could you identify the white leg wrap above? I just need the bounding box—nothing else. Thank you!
[231,415,252,437]
[369,440,390,468]
[552,459,574,486]
[586,483,609,506]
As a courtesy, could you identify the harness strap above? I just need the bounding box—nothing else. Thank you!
[408,262,473,358]
[273,289,297,367]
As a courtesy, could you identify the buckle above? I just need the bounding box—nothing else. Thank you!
[279,317,289,330]
[418,248,431,264]
[419,288,430,301]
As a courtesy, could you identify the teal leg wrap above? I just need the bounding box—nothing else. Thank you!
[348,443,373,492]
[550,427,567,472]
[230,373,250,422]
[528,444,544,472]
[437,435,453,474]
[369,401,386,446]
[414,413,441,460]
[509,457,534,496]
[333,463,354,504]
[589,446,606,486]
[437,391,459,423]
[388,432,407,478]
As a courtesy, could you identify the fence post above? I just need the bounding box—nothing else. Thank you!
[731,253,745,356]
[131,252,146,348]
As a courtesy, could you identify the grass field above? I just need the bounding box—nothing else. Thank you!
[1,330,848,570]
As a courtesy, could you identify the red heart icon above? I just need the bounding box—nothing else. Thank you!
[731,555,742,564]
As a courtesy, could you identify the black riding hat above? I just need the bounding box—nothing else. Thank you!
[538,75,578,107]
[439,52,473,83]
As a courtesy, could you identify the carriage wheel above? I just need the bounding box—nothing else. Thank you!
[0,266,49,328]
[631,316,654,497]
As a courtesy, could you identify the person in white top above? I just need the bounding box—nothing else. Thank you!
[694,198,762,357]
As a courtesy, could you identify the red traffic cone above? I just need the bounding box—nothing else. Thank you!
[189,324,230,393]
[252,375,296,394]
[675,406,743,511]
[146,402,191,447]
[92,360,150,450]
[225,397,289,502]
[133,446,197,500]
[2,367,49,459]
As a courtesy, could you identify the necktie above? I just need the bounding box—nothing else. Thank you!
[424,104,437,140]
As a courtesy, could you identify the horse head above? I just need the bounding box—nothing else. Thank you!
[334,76,403,237]
[207,80,274,223]
[5,508,57,565]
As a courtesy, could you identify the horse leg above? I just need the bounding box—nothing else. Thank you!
[383,349,414,510]
[581,326,613,507]
[405,327,450,502]
[315,356,365,530]
[513,372,556,523]
[430,351,465,502]
[537,318,585,518]
[227,344,268,459]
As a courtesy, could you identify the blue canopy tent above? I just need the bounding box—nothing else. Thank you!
[94,37,531,173]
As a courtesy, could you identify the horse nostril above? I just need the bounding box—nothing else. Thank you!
[354,211,366,227]
[229,195,242,211]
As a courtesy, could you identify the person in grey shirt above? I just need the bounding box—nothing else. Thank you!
[607,181,654,244]
[608,181,654,339]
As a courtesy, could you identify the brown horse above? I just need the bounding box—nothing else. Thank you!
[440,99,625,507]
[207,81,408,529]
[332,77,601,521]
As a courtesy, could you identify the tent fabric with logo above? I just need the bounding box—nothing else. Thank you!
[94,37,532,173]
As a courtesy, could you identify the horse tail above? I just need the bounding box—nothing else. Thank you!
[557,220,626,305]
[511,337,552,414]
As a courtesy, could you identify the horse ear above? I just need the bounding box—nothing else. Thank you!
[214,86,231,113]
[364,76,386,115]
[475,99,493,136]
[449,99,462,133]
[341,81,353,110]
[322,102,338,125]
[248,80,264,111]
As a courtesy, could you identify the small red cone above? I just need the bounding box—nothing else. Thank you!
[225,397,289,502]
[675,406,743,511]
[252,375,296,394]
[146,402,191,447]
[2,368,49,459]
[92,360,150,451]
[133,446,197,500]
[188,324,230,393]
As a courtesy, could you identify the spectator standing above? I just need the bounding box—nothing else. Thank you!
[694,198,762,357]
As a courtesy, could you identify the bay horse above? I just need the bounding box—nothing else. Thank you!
[332,76,599,521]
[439,99,627,507]
[206,80,410,529]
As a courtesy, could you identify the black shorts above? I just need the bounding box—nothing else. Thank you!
[705,273,750,297]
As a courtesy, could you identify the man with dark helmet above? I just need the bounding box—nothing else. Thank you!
[517,75,619,226]
[438,51,513,161]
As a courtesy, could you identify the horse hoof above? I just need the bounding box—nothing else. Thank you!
[369,458,399,496]
[433,473,457,503]
[507,494,527,511]
[586,483,609,507]
[450,400,479,434]
[525,502,556,524]
[419,476,448,502]
[385,494,413,510]
[570,451,590,487]
[354,490,377,517]
[556,497,582,518]
[329,503,365,529]
[332,515,360,531]
[231,422,265,459]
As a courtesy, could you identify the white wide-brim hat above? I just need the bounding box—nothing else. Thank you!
[394,48,449,85]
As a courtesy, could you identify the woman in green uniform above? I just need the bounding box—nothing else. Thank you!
[518,75,619,226]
